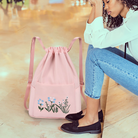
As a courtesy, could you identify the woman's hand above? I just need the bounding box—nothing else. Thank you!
[88,0,103,20]
[88,0,103,6]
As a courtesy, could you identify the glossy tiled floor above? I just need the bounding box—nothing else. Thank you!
[1,0,138,138]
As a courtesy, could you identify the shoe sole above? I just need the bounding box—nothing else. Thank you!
[61,127,101,134]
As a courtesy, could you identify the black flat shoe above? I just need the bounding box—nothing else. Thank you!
[61,120,101,134]
[65,110,103,122]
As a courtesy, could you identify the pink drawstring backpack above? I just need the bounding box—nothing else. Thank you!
[24,37,86,119]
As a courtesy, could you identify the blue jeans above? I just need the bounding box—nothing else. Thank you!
[84,44,138,99]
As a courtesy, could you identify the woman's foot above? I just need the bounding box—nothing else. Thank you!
[78,113,98,127]
[61,114,101,134]
[65,108,103,122]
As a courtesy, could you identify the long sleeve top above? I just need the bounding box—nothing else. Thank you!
[84,8,138,62]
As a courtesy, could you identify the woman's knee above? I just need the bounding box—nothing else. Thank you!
[87,48,101,57]
[87,48,102,62]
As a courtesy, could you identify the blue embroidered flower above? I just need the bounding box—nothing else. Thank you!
[48,97,56,103]
[53,98,56,103]
[48,97,51,102]
[38,99,44,106]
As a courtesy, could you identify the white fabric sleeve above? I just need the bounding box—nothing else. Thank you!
[84,15,138,48]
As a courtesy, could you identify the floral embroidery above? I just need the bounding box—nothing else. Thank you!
[38,99,44,111]
[38,97,70,114]
[38,99,44,105]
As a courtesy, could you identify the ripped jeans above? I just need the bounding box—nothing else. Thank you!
[84,44,138,99]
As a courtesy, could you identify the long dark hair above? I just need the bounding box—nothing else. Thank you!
[103,0,138,29]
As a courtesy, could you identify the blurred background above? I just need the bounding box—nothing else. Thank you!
[0,0,92,79]
[0,0,91,31]
[1,1,138,138]
[0,1,94,138]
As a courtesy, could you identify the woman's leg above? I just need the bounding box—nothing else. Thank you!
[79,45,104,126]
[78,44,138,127]
[105,47,138,66]
[85,44,138,98]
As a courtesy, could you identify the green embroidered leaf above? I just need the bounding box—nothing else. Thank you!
[45,108,51,112]
[66,105,70,111]
[45,101,51,111]
[38,106,41,110]
[38,106,44,111]
[56,107,58,113]
[62,106,66,113]
[64,99,68,106]
[53,107,56,113]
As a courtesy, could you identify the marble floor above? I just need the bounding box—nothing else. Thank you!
[0,0,138,138]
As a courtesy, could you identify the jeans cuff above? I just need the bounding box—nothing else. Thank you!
[84,90,100,99]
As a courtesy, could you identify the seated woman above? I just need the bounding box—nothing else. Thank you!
[60,0,138,134]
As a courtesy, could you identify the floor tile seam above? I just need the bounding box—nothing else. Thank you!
[103,110,138,129]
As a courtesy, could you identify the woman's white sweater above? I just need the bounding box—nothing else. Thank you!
[84,8,138,62]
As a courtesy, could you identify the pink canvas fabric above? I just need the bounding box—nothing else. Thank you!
[24,37,86,119]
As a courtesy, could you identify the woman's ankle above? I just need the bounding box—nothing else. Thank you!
[85,112,99,122]
[78,114,98,127]
[82,108,102,115]
[82,108,87,115]
[85,114,99,124]
[98,108,102,112]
